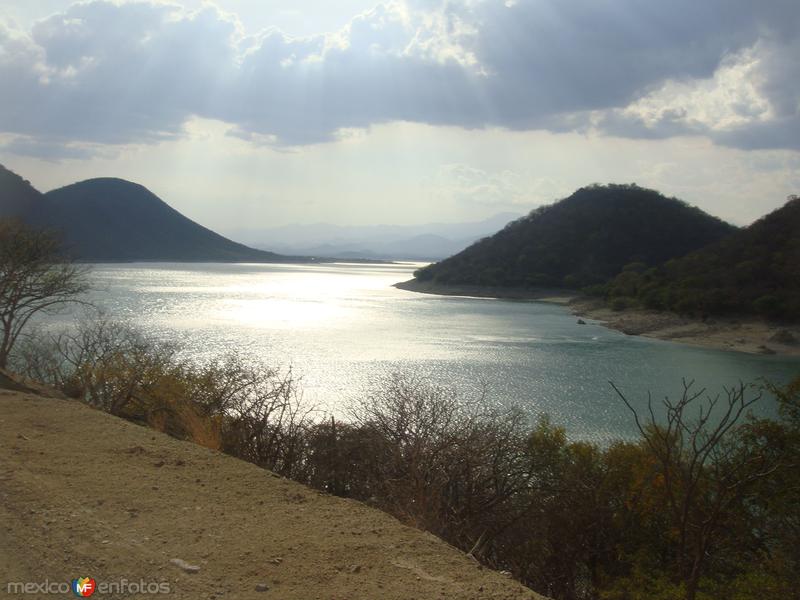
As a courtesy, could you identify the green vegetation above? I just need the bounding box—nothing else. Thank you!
[0,164,290,262]
[11,323,800,600]
[0,164,42,218]
[603,196,800,319]
[415,184,800,321]
[414,184,736,289]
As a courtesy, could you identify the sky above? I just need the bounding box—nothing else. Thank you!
[0,0,799,233]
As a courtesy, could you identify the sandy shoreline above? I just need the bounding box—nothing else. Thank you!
[570,298,800,357]
[395,279,800,357]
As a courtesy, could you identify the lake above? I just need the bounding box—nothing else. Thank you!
[51,262,800,443]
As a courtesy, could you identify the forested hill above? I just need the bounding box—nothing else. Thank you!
[0,164,44,219]
[0,164,296,263]
[413,184,737,288]
[40,178,290,262]
[606,195,800,319]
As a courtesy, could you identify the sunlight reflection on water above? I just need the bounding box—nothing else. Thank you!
[53,262,800,443]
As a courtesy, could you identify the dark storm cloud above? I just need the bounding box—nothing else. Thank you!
[0,0,798,157]
[713,117,800,151]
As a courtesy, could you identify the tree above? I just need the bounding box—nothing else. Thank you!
[0,219,89,369]
[611,380,782,600]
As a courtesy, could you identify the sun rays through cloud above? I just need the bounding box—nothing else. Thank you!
[0,0,798,228]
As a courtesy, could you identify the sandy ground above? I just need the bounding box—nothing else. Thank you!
[0,387,545,600]
[395,279,800,356]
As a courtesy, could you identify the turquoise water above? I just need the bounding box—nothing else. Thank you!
[50,262,800,442]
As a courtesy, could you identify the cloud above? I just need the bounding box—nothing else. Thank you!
[435,163,570,208]
[712,116,800,151]
[0,136,118,161]
[0,0,798,157]
[595,38,800,150]
[437,163,528,206]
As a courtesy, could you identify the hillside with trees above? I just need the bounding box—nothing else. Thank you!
[0,164,43,219]
[412,184,737,289]
[604,195,800,319]
[0,164,295,263]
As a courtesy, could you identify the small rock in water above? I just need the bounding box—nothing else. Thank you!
[170,558,201,573]
[255,583,270,592]
[577,318,586,325]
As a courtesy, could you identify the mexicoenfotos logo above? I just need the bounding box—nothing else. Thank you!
[71,577,96,597]
[6,577,170,595]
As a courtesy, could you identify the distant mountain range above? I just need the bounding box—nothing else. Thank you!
[412,184,737,288]
[0,165,293,263]
[225,213,521,261]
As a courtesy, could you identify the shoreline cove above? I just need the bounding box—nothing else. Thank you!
[394,279,800,357]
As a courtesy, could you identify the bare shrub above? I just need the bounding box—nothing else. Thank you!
[348,374,477,526]
[12,317,177,413]
[55,319,180,417]
[346,374,542,555]
[215,362,315,478]
[175,403,223,451]
[13,320,309,467]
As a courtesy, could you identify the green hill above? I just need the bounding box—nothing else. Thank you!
[0,164,44,219]
[0,164,296,263]
[413,184,737,288]
[40,178,290,262]
[606,195,800,319]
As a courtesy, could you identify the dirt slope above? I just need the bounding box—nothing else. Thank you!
[0,390,545,600]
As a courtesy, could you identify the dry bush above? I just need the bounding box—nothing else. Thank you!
[344,374,542,554]
[14,317,181,417]
[348,373,475,526]
[215,363,314,478]
[175,403,222,450]
[12,320,306,463]
[302,417,389,499]
[146,407,169,434]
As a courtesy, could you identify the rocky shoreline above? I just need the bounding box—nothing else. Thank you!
[570,297,800,356]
